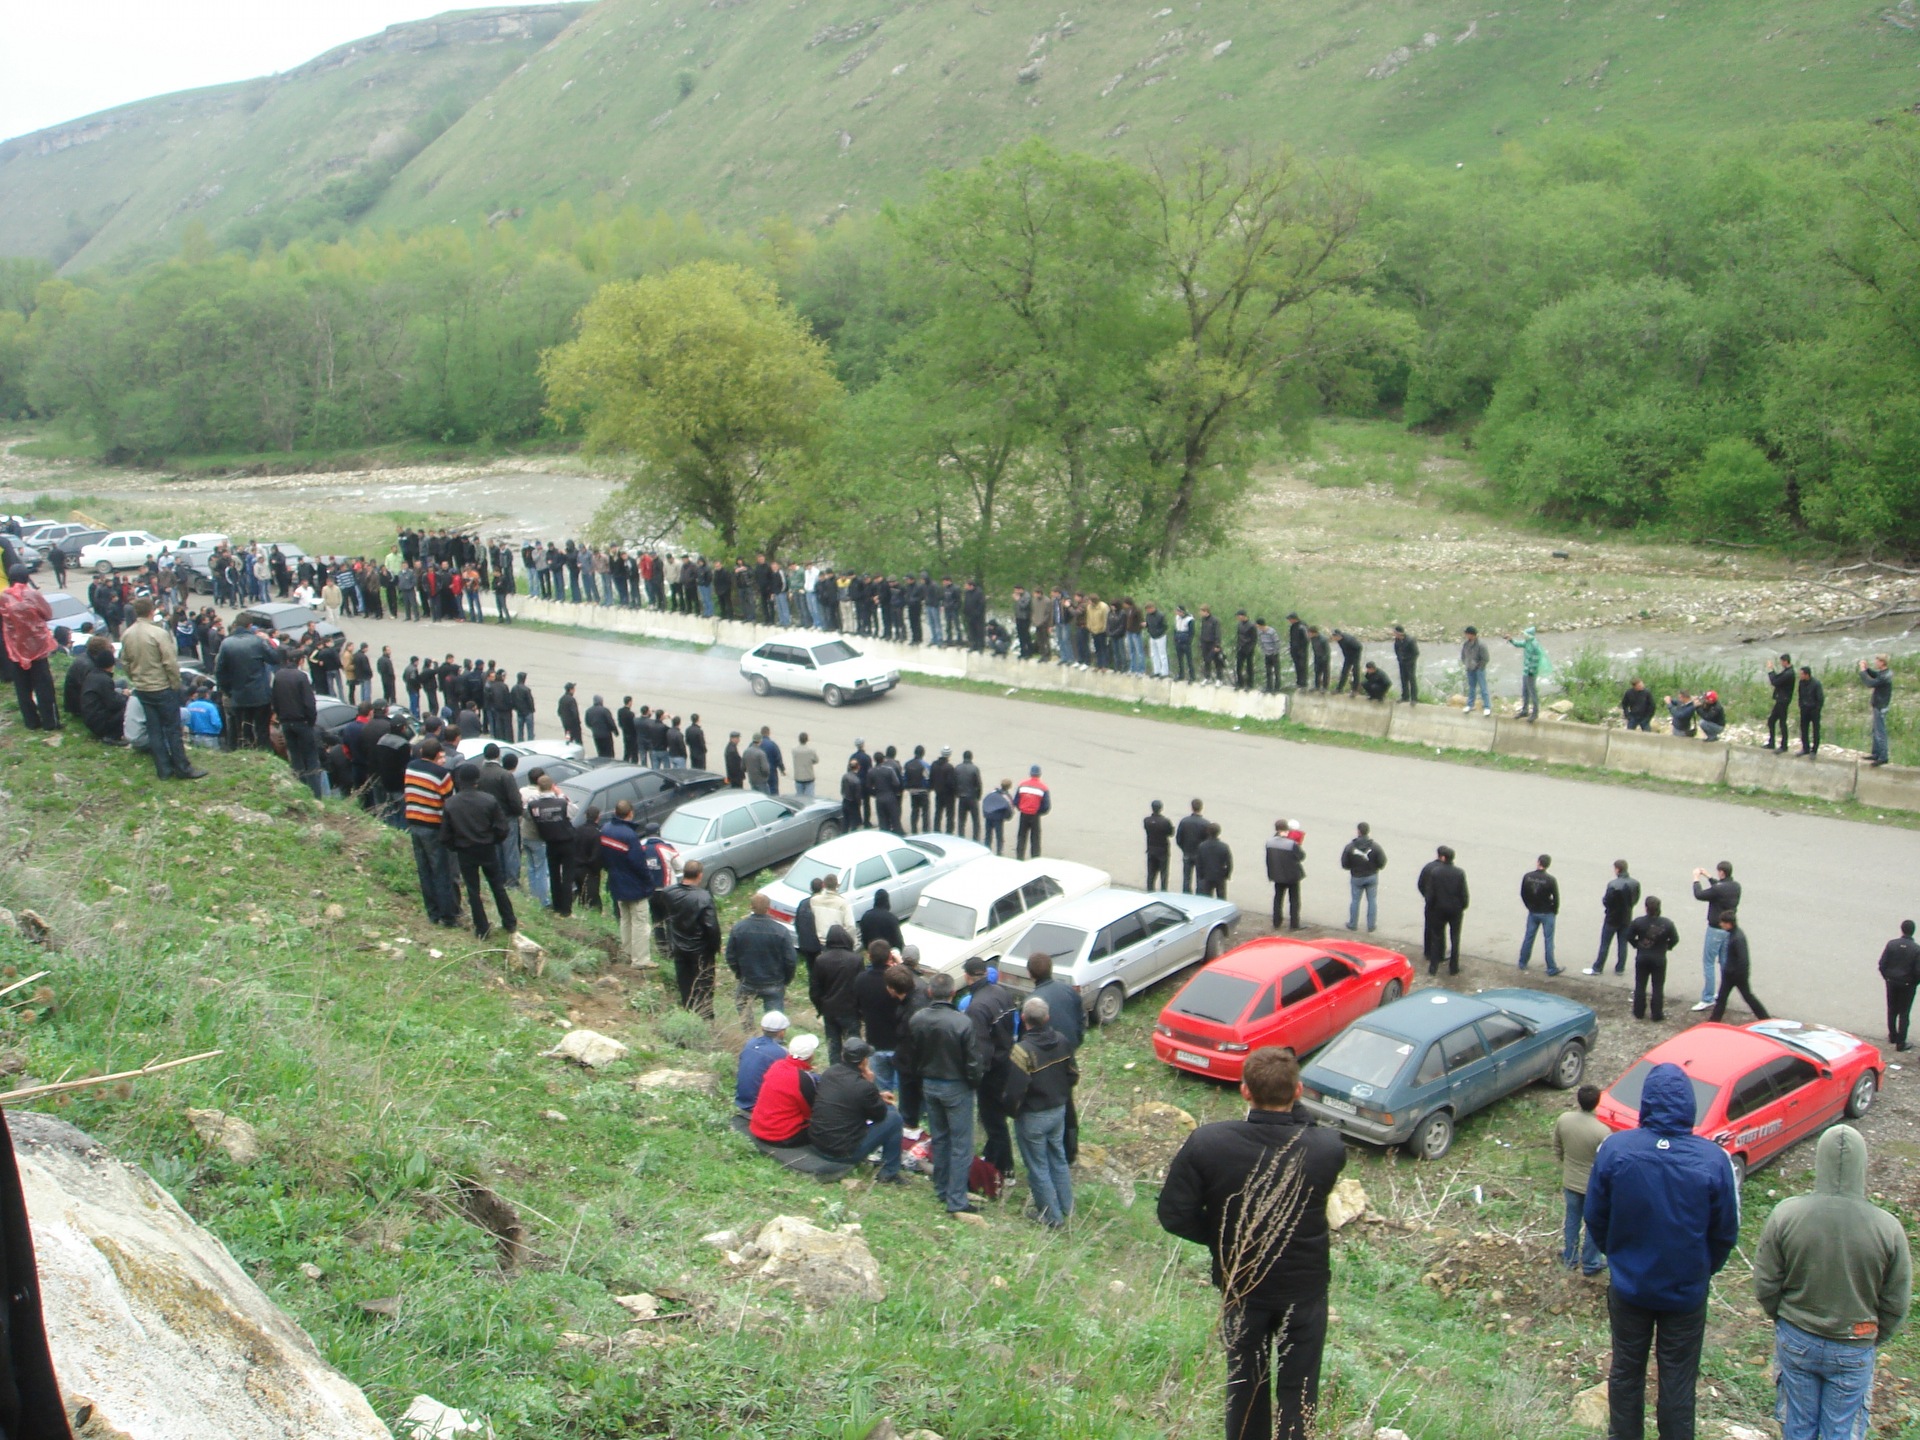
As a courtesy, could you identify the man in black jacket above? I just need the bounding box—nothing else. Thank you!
[272,650,324,798]
[1392,624,1420,703]
[1763,654,1795,751]
[1518,854,1561,976]
[475,745,524,882]
[485,669,513,741]
[1175,799,1210,894]
[685,714,708,770]
[1708,912,1770,1023]
[1587,859,1642,976]
[1417,846,1469,976]
[1005,996,1078,1227]
[793,877,824,973]
[1308,625,1330,692]
[960,956,1022,1180]
[929,747,958,833]
[1879,920,1920,1051]
[1195,823,1233,901]
[870,748,904,835]
[854,950,911,1082]
[1625,896,1680,1021]
[660,861,722,1016]
[808,1038,906,1182]
[727,894,798,1022]
[723,732,746,788]
[556,682,582,747]
[441,764,517,938]
[1286,613,1309,689]
[617,698,639,763]
[526,775,577,918]
[1332,629,1362,695]
[1797,666,1824,756]
[1143,800,1174,890]
[1264,820,1305,930]
[1159,1047,1346,1440]
[584,694,616,758]
[1339,822,1385,933]
[903,746,932,832]
[214,618,276,749]
[858,890,905,953]
[902,972,986,1214]
[808,925,864,1065]
[1620,678,1656,731]
[77,640,125,744]
[509,673,536,741]
[1690,861,1741,1012]
[1233,611,1258,691]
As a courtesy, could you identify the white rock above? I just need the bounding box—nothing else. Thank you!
[752,1214,885,1305]
[699,1228,742,1249]
[1375,1430,1414,1440]
[400,1395,493,1438]
[1569,1381,1609,1430]
[634,1068,713,1093]
[612,1292,660,1320]
[1722,1428,1768,1440]
[543,1029,629,1069]
[184,1108,263,1166]
[1326,1176,1369,1231]
[15,1114,390,1440]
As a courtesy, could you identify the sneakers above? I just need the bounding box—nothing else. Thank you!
[1584,967,1602,976]
[946,1204,980,1216]
[179,766,210,780]
[876,1172,908,1186]
[1689,1001,1713,1012]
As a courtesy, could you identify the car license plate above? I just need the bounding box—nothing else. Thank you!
[1174,1050,1212,1069]
[1320,1097,1357,1116]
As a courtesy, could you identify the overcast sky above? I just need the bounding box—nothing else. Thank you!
[0,2,464,143]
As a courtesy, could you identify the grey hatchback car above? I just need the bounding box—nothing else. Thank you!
[658,790,845,896]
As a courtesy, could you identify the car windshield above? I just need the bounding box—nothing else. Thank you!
[1314,1028,1417,1089]
[811,641,859,665]
[782,856,846,892]
[45,595,86,619]
[1013,923,1088,969]
[913,896,978,940]
[659,812,713,845]
[1606,1061,1721,1123]
[1170,972,1260,1024]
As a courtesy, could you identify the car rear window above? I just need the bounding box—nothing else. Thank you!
[1606,1061,1721,1123]
[1315,1028,1416,1090]
[1169,972,1260,1024]
[659,812,712,845]
[913,896,977,940]
[1014,924,1087,969]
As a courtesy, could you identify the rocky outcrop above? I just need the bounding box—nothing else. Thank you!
[13,1114,391,1440]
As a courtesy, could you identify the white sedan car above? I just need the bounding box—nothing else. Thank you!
[756,830,991,926]
[740,636,898,707]
[78,531,170,570]
[899,857,1111,976]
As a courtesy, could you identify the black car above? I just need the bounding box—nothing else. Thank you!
[557,764,725,828]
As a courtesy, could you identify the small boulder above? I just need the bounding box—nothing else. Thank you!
[751,1214,885,1305]
[612,1293,660,1320]
[1549,699,1575,714]
[511,933,546,975]
[399,1395,493,1438]
[184,1108,263,1166]
[635,1068,714,1093]
[543,1029,629,1069]
[1126,1101,1196,1135]
[699,1228,742,1250]
[1326,1177,1369,1230]
[1569,1381,1609,1430]
[1375,1430,1414,1440]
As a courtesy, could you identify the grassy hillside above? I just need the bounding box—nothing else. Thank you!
[0,5,584,271]
[3,663,1915,1437]
[371,0,1920,229]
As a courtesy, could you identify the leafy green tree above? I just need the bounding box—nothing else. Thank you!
[542,261,841,555]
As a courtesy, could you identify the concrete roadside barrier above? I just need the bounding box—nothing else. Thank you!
[1725,747,1857,801]
[1290,692,1392,738]
[1494,718,1610,767]
[1604,729,1730,785]
[1388,705,1498,753]
[1853,761,1920,814]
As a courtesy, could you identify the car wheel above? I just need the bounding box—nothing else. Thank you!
[706,867,737,898]
[1548,1039,1586,1090]
[1203,925,1228,960]
[1729,1153,1749,1186]
[1379,979,1404,1006]
[815,820,842,844]
[1406,1110,1454,1161]
[1093,983,1125,1027]
[749,674,771,697]
[1845,1070,1878,1119]
[823,685,845,708]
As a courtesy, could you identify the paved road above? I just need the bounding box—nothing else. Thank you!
[267,610,1913,1039]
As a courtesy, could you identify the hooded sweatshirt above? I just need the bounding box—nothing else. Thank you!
[1752,1124,1911,1344]
[1585,1062,1740,1312]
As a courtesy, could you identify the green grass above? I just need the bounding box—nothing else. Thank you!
[1,669,1913,1437]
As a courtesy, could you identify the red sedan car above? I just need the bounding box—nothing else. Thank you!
[1596,1019,1884,1184]
[1152,937,1416,1083]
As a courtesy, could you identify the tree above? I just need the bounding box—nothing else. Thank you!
[1134,146,1408,562]
[541,261,841,555]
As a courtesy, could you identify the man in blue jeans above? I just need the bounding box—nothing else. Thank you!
[1340,822,1385,933]
[1005,995,1077,1228]
[1552,1086,1609,1276]
[1518,854,1561,975]
[1587,1063,1740,1440]
[807,1039,907,1183]
[901,973,986,1214]
[1859,654,1893,767]
[1690,861,1740,1011]
[1754,1125,1911,1440]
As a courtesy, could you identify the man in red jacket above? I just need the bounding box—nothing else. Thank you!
[1014,765,1051,860]
[749,1034,820,1147]
[0,566,59,731]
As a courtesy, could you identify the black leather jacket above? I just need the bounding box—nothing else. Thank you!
[901,1000,985,1085]
[659,882,721,959]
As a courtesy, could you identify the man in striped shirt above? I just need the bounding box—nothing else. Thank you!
[404,737,461,926]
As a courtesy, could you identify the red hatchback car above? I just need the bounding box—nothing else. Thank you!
[1152,937,1416,1083]
[1595,1019,1884,1184]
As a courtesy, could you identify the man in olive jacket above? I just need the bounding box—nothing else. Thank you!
[1159,1047,1346,1440]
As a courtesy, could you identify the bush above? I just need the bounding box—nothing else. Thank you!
[1668,438,1786,539]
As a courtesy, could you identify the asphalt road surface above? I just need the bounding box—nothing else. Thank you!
[282,609,1920,1042]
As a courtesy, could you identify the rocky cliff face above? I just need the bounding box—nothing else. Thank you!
[12,1113,391,1440]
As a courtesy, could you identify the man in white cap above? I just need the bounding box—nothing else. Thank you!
[734,1011,790,1120]
[749,1032,820,1147]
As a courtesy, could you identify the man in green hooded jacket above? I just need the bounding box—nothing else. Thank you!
[1504,626,1550,721]
[1753,1124,1912,1440]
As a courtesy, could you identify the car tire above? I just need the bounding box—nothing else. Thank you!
[1203,925,1228,960]
[823,685,845,708]
[1548,1039,1586,1090]
[1379,979,1404,1006]
[1845,1070,1878,1119]
[749,674,771,698]
[1729,1153,1749,1186]
[1407,1110,1454,1161]
[706,867,737,898]
[815,820,842,844]
[1093,983,1125,1027]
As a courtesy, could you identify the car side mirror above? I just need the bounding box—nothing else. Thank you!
[1818,1067,1832,1080]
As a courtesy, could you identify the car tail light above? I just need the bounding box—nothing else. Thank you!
[1218,1042,1249,1053]
[1153,1024,1172,1038]
[770,908,793,923]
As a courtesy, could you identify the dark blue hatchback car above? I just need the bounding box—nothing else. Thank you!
[1296,987,1598,1160]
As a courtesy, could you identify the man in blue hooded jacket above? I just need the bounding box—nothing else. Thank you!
[1586,1062,1740,1440]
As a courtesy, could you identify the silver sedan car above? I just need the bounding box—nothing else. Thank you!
[658,790,845,897]
[755,830,992,926]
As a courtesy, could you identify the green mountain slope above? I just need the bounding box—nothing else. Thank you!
[0,5,585,271]
[368,0,1920,229]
